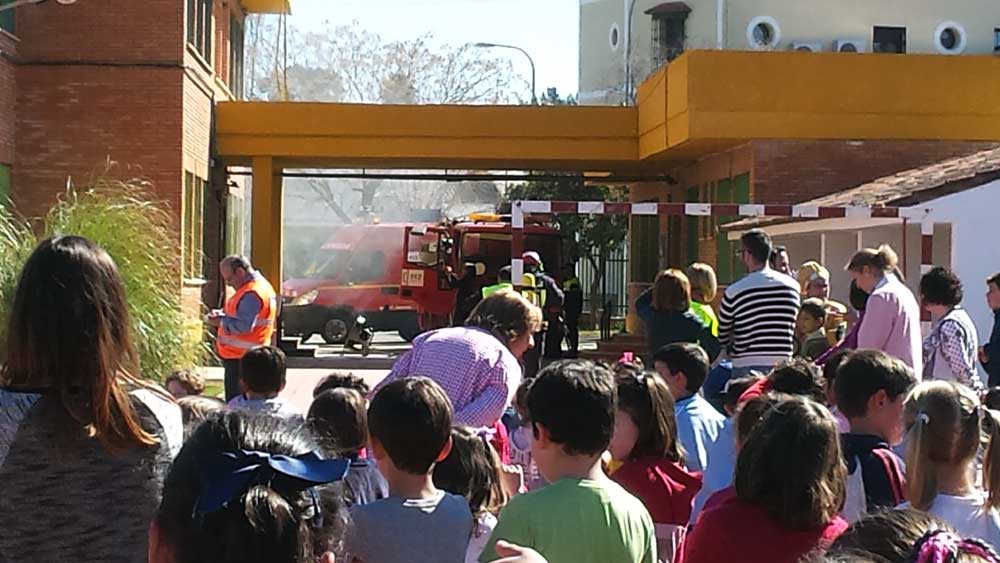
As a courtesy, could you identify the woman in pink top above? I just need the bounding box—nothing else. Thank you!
[846,245,923,375]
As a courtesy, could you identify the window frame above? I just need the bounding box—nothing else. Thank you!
[183,172,206,280]
[229,13,245,98]
[186,0,213,64]
[873,26,907,54]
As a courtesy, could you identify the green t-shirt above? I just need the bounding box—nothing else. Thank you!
[479,478,656,563]
[690,301,719,337]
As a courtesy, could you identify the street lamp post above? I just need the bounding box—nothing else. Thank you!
[474,42,537,105]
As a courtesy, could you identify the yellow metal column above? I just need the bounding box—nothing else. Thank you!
[251,156,284,288]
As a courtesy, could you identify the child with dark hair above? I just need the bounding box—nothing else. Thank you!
[682,397,849,563]
[797,298,832,361]
[828,508,958,563]
[610,372,703,562]
[227,346,300,419]
[836,350,915,522]
[308,388,388,507]
[481,360,656,563]
[312,371,370,398]
[653,343,725,472]
[150,411,350,563]
[986,387,1000,411]
[434,426,510,563]
[349,377,473,563]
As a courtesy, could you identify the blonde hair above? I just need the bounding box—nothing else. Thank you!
[905,381,1000,511]
[652,269,692,313]
[797,261,830,295]
[466,289,543,345]
[847,244,899,274]
[687,263,718,304]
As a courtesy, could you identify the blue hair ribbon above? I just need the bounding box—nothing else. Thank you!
[195,450,350,515]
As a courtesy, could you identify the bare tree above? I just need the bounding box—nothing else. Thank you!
[247,20,526,104]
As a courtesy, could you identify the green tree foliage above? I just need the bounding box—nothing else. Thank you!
[0,177,205,380]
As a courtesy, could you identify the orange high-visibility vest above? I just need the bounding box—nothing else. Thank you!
[216,273,278,360]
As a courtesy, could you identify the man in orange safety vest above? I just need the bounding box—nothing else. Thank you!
[207,255,278,400]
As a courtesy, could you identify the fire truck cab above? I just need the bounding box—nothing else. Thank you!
[281,217,562,344]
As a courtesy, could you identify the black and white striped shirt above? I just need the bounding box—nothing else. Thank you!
[718,267,801,368]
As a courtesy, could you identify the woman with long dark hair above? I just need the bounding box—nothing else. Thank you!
[0,236,181,562]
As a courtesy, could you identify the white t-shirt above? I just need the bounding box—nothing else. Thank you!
[904,492,1000,549]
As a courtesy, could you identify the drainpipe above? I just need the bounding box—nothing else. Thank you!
[624,0,639,104]
[716,0,726,49]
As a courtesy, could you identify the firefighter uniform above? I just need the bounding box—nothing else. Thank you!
[563,275,584,358]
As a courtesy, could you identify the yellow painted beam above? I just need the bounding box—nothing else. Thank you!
[217,103,640,171]
[240,0,290,14]
[667,50,1000,151]
[219,51,1000,170]
[250,156,283,287]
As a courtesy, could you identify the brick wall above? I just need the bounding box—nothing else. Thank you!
[751,139,999,205]
[14,0,183,64]
[0,32,16,166]
[15,65,185,225]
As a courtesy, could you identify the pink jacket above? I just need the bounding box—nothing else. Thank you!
[858,275,923,375]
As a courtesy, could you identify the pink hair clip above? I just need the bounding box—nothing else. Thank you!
[911,530,1000,563]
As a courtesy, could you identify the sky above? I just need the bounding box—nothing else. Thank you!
[288,0,580,97]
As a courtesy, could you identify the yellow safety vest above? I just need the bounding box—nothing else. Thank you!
[481,282,514,298]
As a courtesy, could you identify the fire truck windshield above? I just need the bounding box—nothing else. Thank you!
[306,249,349,279]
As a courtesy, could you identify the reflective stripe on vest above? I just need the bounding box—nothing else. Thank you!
[217,274,278,360]
[482,283,514,299]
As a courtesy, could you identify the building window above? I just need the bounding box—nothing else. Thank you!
[934,21,967,55]
[995,28,1000,51]
[183,172,206,280]
[229,14,245,98]
[0,164,10,206]
[650,13,687,68]
[187,0,213,63]
[225,190,245,257]
[746,16,781,50]
[0,0,15,35]
[873,26,906,54]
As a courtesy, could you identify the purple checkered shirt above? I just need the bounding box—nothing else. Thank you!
[375,326,522,427]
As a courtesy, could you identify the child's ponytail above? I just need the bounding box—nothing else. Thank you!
[982,407,1000,510]
[905,405,937,511]
[905,382,984,511]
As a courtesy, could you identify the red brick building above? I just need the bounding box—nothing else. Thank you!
[0,0,285,311]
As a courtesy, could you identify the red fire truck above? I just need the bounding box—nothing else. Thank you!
[280,216,562,344]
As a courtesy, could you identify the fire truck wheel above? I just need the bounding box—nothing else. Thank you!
[321,315,350,345]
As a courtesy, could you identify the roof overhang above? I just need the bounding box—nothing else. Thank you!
[217,50,1000,171]
[240,0,290,14]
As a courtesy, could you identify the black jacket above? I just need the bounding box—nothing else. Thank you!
[842,433,906,512]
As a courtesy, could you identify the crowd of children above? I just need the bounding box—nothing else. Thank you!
[12,233,1000,563]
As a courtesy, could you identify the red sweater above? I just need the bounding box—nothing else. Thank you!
[680,492,847,563]
[611,458,703,525]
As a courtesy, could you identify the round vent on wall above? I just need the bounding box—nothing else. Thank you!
[746,16,781,50]
[934,21,967,55]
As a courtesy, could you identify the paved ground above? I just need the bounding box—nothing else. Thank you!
[200,330,601,413]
